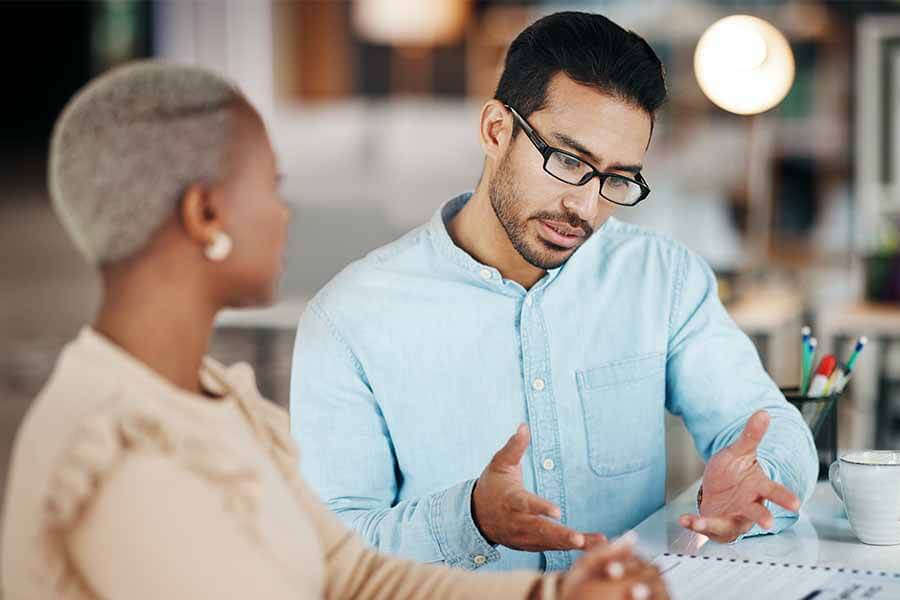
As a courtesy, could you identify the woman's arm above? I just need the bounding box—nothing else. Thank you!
[67,453,305,600]
[290,463,540,600]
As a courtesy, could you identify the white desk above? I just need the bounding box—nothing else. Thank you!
[634,480,900,572]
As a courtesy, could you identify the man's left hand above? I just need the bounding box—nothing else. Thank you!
[678,410,801,543]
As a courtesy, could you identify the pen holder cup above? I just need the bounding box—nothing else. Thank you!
[781,387,841,480]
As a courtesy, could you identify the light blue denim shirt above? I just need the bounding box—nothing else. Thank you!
[290,193,818,573]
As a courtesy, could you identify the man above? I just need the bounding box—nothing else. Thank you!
[290,11,817,573]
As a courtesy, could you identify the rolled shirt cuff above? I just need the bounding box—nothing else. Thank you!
[427,478,501,569]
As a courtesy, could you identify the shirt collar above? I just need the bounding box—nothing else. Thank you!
[427,192,565,291]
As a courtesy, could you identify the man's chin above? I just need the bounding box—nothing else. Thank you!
[519,239,578,270]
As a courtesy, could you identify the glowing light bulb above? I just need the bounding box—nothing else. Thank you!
[694,15,795,115]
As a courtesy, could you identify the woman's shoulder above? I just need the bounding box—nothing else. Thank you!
[41,356,278,526]
[9,333,134,484]
[20,348,252,523]
[13,329,207,473]
[29,399,283,599]
[2,336,276,598]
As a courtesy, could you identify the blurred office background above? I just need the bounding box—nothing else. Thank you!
[3,0,900,518]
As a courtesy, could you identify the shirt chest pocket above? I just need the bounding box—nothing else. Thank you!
[576,353,666,477]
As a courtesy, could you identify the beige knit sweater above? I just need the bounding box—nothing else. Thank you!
[1,328,549,599]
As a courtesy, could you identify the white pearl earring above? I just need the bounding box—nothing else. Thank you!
[205,231,233,261]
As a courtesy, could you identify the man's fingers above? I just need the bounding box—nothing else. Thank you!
[678,513,747,541]
[508,490,562,519]
[581,532,608,551]
[742,501,775,530]
[761,480,801,512]
[729,410,770,456]
[678,513,703,531]
[703,515,749,541]
[522,515,586,550]
[492,424,531,468]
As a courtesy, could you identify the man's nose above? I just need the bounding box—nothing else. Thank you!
[561,176,601,222]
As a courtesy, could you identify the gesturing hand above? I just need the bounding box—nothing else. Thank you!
[472,424,605,552]
[679,410,801,543]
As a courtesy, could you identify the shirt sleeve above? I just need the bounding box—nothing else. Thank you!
[290,301,498,569]
[67,453,303,600]
[665,247,819,537]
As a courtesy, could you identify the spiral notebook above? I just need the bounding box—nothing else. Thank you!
[653,553,900,600]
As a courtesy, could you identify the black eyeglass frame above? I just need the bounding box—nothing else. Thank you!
[505,104,651,207]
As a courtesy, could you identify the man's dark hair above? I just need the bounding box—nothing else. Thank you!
[494,11,666,131]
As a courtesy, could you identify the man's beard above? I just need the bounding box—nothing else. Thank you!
[488,154,594,270]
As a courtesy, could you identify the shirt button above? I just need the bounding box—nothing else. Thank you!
[542,458,556,471]
[473,554,487,566]
[479,268,492,280]
[525,296,533,306]
[532,378,545,391]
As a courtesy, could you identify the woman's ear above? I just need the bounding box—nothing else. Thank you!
[479,100,512,161]
[179,183,222,247]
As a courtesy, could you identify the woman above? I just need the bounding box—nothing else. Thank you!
[0,62,667,600]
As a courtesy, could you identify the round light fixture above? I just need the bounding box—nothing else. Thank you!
[694,15,795,115]
[353,0,469,46]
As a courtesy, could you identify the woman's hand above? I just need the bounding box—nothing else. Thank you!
[556,532,669,600]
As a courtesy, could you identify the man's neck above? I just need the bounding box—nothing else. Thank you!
[447,187,546,289]
[93,262,218,397]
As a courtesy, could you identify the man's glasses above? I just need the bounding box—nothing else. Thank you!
[505,105,651,207]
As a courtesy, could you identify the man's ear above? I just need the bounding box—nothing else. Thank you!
[180,183,224,247]
[479,100,512,162]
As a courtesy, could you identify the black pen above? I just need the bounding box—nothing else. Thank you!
[799,591,821,600]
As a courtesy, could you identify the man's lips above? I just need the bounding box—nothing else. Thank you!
[537,219,586,249]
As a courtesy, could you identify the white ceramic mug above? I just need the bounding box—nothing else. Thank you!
[828,450,900,545]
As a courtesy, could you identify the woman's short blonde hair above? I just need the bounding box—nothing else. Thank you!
[49,61,245,264]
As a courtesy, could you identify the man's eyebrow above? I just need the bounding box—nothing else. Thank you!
[551,131,643,174]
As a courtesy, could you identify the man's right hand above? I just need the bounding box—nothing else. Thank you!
[472,424,604,551]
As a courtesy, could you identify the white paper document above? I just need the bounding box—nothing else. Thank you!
[654,553,900,600]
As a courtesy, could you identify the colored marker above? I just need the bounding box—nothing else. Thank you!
[803,338,818,396]
[835,371,852,393]
[800,327,812,393]
[845,336,868,373]
[823,366,843,396]
[807,355,836,398]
